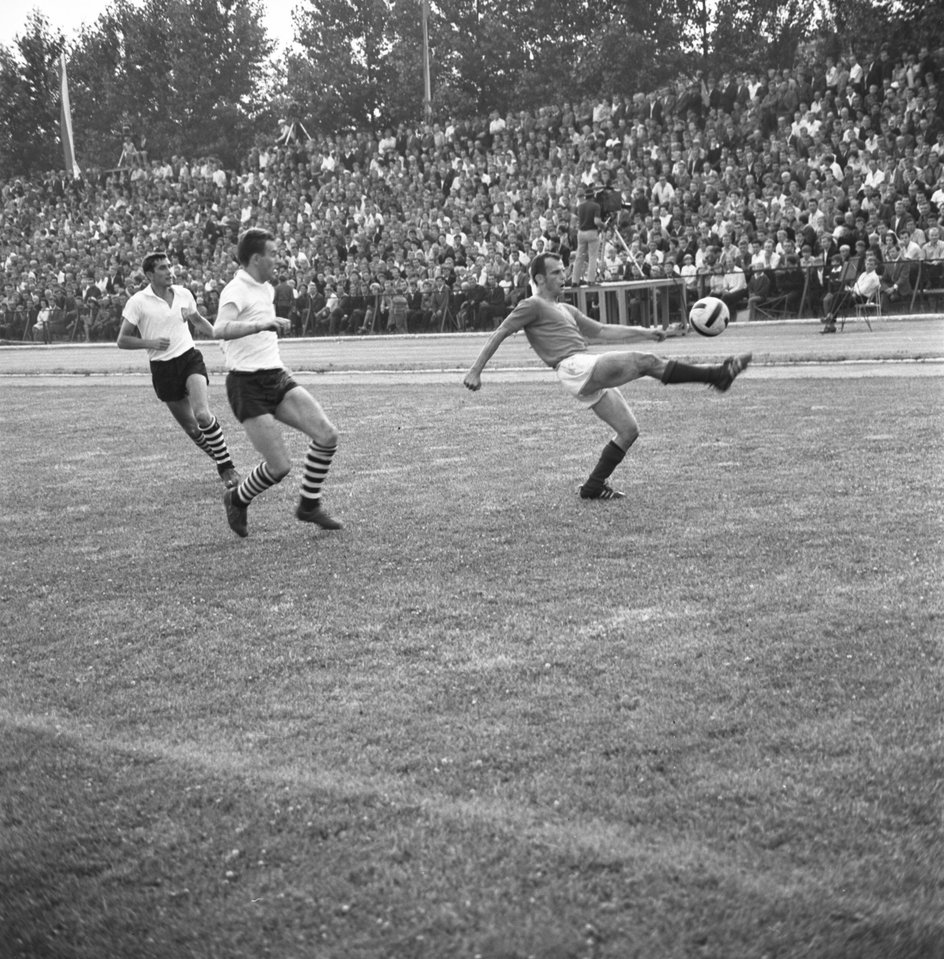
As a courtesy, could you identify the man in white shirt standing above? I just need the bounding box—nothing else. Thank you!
[213,228,341,538]
[117,251,239,489]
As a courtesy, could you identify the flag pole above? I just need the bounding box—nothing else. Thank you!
[59,52,81,178]
[421,0,432,122]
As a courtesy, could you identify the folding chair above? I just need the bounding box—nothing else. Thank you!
[841,292,878,331]
[747,291,792,321]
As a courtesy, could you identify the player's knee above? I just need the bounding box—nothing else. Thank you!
[638,352,661,374]
[194,411,213,429]
[618,421,640,448]
[318,423,340,448]
[269,461,292,482]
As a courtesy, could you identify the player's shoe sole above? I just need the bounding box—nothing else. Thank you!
[296,500,342,530]
[578,483,625,500]
[713,352,752,392]
[223,488,248,537]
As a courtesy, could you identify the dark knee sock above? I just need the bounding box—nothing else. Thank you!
[583,440,627,493]
[661,359,716,385]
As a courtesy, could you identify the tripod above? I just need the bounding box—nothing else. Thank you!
[278,120,312,146]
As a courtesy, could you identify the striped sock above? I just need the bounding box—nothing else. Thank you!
[299,440,337,504]
[200,416,235,471]
[233,462,279,507]
[191,431,213,458]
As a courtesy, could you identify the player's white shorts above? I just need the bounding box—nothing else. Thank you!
[555,352,606,407]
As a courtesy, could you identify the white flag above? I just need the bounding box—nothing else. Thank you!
[60,52,81,178]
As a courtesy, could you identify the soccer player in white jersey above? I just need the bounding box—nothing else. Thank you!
[464,253,751,500]
[213,228,341,538]
[117,252,239,488]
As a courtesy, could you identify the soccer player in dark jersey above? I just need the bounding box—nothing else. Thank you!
[463,253,751,500]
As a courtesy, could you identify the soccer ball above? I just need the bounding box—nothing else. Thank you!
[689,296,729,337]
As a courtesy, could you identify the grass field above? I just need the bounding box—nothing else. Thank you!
[1,372,942,959]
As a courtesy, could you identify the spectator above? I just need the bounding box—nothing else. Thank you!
[3,40,944,329]
[822,251,886,332]
[882,239,913,309]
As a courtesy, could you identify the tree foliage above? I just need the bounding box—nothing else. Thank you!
[69,0,274,169]
[0,13,65,177]
[0,0,274,176]
[285,0,701,133]
[284,0,394,132]
[1,0,941,176]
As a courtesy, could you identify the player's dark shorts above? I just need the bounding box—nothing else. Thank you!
[150,348,208,402]
[226,368,299,422]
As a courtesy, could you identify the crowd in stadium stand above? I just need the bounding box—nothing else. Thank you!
[2,42,943,341]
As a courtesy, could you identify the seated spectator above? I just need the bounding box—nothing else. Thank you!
[480,274,510,329]
[718,255,749,315]
[406,279,427,332]
[777,254,807,314]
[799,243,825,315]
[32,296,54,343]
[822,251,887,333]
[296,282,323,335]
[922,227,944,285]
[359,282,383,335]
[679,252,699,298]
[429,276,453,330]
[751,238,781,274]
[881,239,913,309]
[387,282,409,333]
[313,284,336,335]
[346,281,367,335]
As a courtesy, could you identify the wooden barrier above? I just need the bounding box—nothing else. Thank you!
[562,277,683,326]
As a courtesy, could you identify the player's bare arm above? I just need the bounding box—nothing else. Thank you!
[212,303,291,340]
[574,313,677,344]
[116,318,169,352]
[595,324,687,343]
[463,326,516,391]
[182,308,216,339]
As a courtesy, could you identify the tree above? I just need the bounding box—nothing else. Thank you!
[709,0,819,75]
[0,13,66,177]
[286,0,395,132]
[66,0,274,169]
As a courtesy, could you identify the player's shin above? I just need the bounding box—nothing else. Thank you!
[582,439,627,496]
[660,359,715,385]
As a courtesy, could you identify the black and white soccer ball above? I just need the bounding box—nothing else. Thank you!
[689,296,729,337]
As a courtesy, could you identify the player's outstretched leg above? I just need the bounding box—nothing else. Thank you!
[711,353,752,392]
[660,353,751,392]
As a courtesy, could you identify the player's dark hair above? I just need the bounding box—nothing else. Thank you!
[141,251,169,275]
[530,253,561,282]
[237,228,274,267]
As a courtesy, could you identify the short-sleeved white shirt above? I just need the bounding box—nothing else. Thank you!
[217,269,283,372]
[122,284,198,362]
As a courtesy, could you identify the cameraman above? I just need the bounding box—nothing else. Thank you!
[572,186,603,286]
